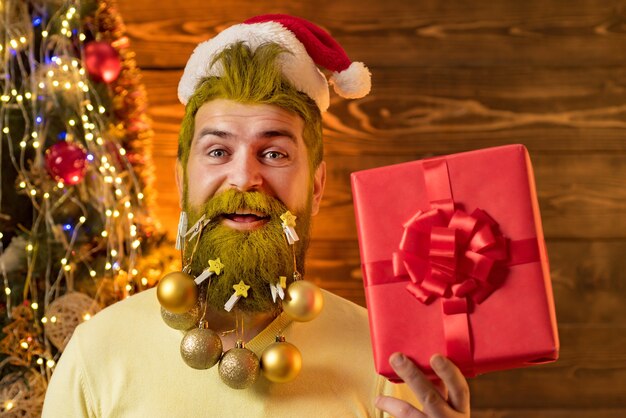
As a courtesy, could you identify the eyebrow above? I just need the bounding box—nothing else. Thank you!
[196,128,231,139]
[196,128,297,143]
[260,130,297,143]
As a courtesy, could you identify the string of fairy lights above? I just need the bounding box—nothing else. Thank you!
[0,0,150,387]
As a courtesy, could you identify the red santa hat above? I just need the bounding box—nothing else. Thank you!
[178,14,371,112]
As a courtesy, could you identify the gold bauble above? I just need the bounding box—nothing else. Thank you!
[218,341,260,389]
[156,271,198,314]
[261,337,302,383]
[282,280,324,322]
[180,326,223,370]
[161,303,201,331]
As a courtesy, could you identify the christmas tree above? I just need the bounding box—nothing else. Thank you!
[0,1,176,415]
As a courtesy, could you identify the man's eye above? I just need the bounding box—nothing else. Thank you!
[264,151,286,159]
[208,149,228,158]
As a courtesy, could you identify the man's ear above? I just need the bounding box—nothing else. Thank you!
[311,161,326,216]
[175,160,184,209]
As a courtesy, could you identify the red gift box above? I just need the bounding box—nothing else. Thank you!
[351,144,559,381]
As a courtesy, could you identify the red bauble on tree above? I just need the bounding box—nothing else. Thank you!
[45,141,88,185]
[84,41,122,83]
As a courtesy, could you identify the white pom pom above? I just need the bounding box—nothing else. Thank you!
[329,62,371,99]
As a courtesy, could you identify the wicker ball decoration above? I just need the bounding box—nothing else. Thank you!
[44,292,102,351]
[0,369,47,418]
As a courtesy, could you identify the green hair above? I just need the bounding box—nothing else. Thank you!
[177,42,323,171]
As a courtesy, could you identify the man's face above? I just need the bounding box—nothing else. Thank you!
[180,99,324,222]
[176,99,325,312]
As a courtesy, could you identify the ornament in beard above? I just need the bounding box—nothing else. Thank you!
[184,189,312,314]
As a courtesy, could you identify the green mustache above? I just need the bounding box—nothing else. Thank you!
[193,189,288,227]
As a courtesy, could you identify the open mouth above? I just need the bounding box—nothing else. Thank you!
[221,209,271,225]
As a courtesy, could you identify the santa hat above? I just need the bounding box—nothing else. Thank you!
[177,14,371,112]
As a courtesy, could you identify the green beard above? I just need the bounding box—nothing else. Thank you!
[183,190,312,314]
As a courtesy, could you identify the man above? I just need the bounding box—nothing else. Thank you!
[43,15,470,418]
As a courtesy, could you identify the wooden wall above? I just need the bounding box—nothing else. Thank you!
[117,1,626,416]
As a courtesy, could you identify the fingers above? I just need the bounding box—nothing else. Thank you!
[389,352,450,417]
[430,354,470,415]
[375,395,425,418]
[432,378,448,400]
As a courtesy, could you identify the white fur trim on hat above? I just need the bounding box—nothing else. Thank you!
[329,62,371,99]
[178,22,330,111]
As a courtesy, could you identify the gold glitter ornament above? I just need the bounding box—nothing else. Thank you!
[180,322,223,369]
[160,304,201,331]
[282,280,324,322]
[261,336,302,383]
[156,271,197,314]
[219,341,260,389]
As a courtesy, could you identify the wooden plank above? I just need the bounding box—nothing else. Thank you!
[118,0,626,69]
[472,409,626,418]
[468,325,626,409]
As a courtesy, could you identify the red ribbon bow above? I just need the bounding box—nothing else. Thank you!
[393,205,509,306]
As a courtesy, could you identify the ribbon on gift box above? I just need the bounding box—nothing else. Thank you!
[364,158,541,376]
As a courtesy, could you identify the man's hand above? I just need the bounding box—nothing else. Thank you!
[375,353,470,418]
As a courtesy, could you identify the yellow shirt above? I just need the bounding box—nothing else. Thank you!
[43,288,417,417]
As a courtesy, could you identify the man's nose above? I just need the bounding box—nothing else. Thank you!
[227,152,263,191]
